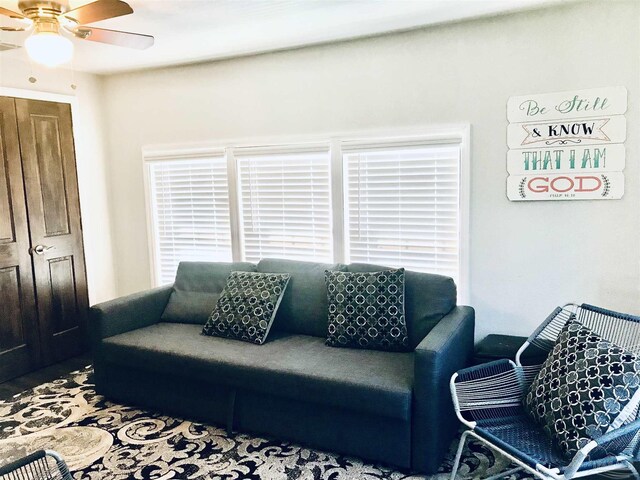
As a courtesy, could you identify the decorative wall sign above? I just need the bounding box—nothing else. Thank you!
[507,172,624,201]
[507,86,628,123]
[507,116,626,149]
[506,87,627,201]
[507,145,625,175]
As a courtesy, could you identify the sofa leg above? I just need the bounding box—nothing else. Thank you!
[226,390,236,436]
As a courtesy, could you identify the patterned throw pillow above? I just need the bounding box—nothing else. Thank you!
[202,271,290,345]
[524,320,640,459]
[325,269,409,352]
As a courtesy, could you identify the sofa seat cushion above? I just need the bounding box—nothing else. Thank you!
[99,322,413,420]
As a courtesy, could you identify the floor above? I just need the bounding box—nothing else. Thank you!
[0,364,469,479]
[0,357,637,479]
[0,353,92,401]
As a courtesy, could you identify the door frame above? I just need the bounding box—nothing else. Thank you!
[0,87,79,115]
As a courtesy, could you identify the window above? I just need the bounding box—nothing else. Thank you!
[144,127,469,297]
[343,143,461,283]
[236,146,333,263]
[147,156,232,285]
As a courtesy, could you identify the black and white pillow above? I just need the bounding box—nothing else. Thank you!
[524,320,640,459]
[325,268,409,352]
[202,271,290,345]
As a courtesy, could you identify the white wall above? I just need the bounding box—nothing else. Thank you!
[0,58,117,304]
[101,0,640,340]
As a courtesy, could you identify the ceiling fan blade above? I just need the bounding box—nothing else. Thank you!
[73,26,154,49]
[64,0,133,25]
[0,7,25,20]
[0,42,20,51]
[0,26,26,31]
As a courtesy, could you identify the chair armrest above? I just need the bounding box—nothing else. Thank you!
[562,419,640,479]
[594,418,640,449]
[88,286,173,347]
[451,359,527,425]
[411,305,475,473]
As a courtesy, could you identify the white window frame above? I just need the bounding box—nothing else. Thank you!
[142,124,470,302]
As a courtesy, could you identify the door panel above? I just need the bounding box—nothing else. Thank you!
[0,267,24,350]
[0,97,40,382]
[0,144,14,242]
[48,255,79,333]
[33,115,71,236]
[16,99,88,364]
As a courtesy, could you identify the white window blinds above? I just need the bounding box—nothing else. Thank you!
[344,143,461,282]
[236,147,333,263]
[148,157,232,285]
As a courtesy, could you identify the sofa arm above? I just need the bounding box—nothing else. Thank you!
[89,285,173,348]
[411,306,475,473]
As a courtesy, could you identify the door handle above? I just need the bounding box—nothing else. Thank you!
[30,244,54,255]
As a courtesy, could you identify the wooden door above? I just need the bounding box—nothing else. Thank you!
[0,98,40,382]
[15,99,89,365]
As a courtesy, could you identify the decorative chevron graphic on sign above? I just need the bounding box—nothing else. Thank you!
[521,118,611,145]
[508,116,625,149]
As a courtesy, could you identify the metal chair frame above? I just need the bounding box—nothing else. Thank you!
[449,303,640,480]
[0,450,72,480]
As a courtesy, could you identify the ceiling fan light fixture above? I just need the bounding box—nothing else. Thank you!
[25,21,73,67]
[0,1,152,64]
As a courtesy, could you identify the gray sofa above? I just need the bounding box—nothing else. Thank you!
[89,258,475,473]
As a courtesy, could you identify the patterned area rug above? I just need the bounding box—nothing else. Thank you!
[0,367,533,479]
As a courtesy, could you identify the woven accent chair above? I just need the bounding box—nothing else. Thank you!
[450,304,640,480]
[0,451,71,480]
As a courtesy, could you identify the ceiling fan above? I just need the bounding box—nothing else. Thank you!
[0,0,153,66]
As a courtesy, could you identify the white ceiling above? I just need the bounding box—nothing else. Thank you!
[0,0,573,75]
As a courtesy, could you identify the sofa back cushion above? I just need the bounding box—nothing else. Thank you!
[257,258,346,337]
[161,261,257,324]
[347,263,456,349]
